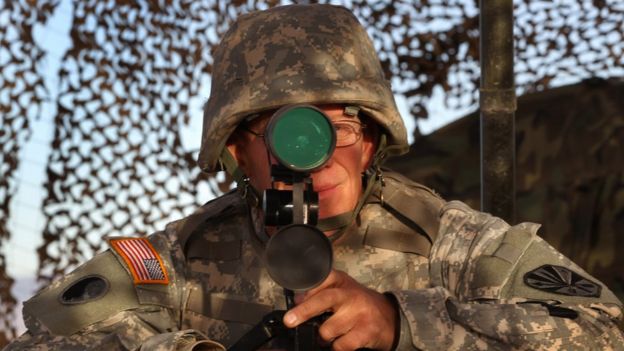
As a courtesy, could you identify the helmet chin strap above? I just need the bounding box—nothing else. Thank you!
[316,134,391,242]
[219,147,262,208]
[219,134,394,241]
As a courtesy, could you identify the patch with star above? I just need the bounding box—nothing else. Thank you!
[524,264,601,297]
[109,237,169,285]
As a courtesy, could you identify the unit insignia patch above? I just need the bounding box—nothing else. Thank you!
[60,275,110,304]
[524,264,601,297]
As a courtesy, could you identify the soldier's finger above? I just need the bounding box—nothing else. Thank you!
[317,309,353,342]
[293,291,305,305]
[302,269,345,300]
[284,288,345,328]
[331,328,369,351]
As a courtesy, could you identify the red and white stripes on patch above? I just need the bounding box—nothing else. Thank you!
[109,237,169,285]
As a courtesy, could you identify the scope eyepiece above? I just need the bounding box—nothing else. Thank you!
[265,105,336,173]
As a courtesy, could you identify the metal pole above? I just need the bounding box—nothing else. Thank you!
[479,0,516,223]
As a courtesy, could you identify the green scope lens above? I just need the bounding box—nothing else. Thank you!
[266,105,336,172]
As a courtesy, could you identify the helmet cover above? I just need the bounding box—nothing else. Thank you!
[198,4,408,172]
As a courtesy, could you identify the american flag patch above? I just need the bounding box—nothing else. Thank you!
[109,238,169,285]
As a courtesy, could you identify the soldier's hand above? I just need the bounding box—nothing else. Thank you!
[283,270,398,351]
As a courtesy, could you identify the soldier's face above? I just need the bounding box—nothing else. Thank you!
[227,105,376,222]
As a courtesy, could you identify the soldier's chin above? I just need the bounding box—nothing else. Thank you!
[317,184,339,202]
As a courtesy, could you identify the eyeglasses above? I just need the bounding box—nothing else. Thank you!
[241,119,365,148]
[333,120,366,147]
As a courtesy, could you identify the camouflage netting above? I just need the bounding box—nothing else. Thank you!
[37,0,230,281]
[0,0,623,344]
[0,0,56,344]
[353,0,623,136]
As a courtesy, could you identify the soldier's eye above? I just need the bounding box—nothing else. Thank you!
[333,121,364,147]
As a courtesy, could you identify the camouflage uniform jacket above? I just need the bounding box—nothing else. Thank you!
[5,172,624,350]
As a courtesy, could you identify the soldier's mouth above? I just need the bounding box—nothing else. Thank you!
[315,184,339,199]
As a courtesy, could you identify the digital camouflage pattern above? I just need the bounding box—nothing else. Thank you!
[6,228,225,351]
[198,4,408,172]
[387,78,624,329]
[4,173,624,350]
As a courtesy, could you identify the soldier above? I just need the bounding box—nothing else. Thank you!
[5,4,624,351]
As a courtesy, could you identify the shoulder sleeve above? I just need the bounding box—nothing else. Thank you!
[431,201,622,310]
[22,248,142,337]
[389,201,624,350]
[376,171,446,243]
[5,232,224,351]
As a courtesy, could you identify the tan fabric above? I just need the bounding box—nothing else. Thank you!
[22,251,140,336]
[5,176,624,350]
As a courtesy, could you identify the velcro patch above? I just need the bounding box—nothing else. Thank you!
[109,238,169,285]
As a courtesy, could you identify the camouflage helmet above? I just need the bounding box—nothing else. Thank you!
[198,4,409,172]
